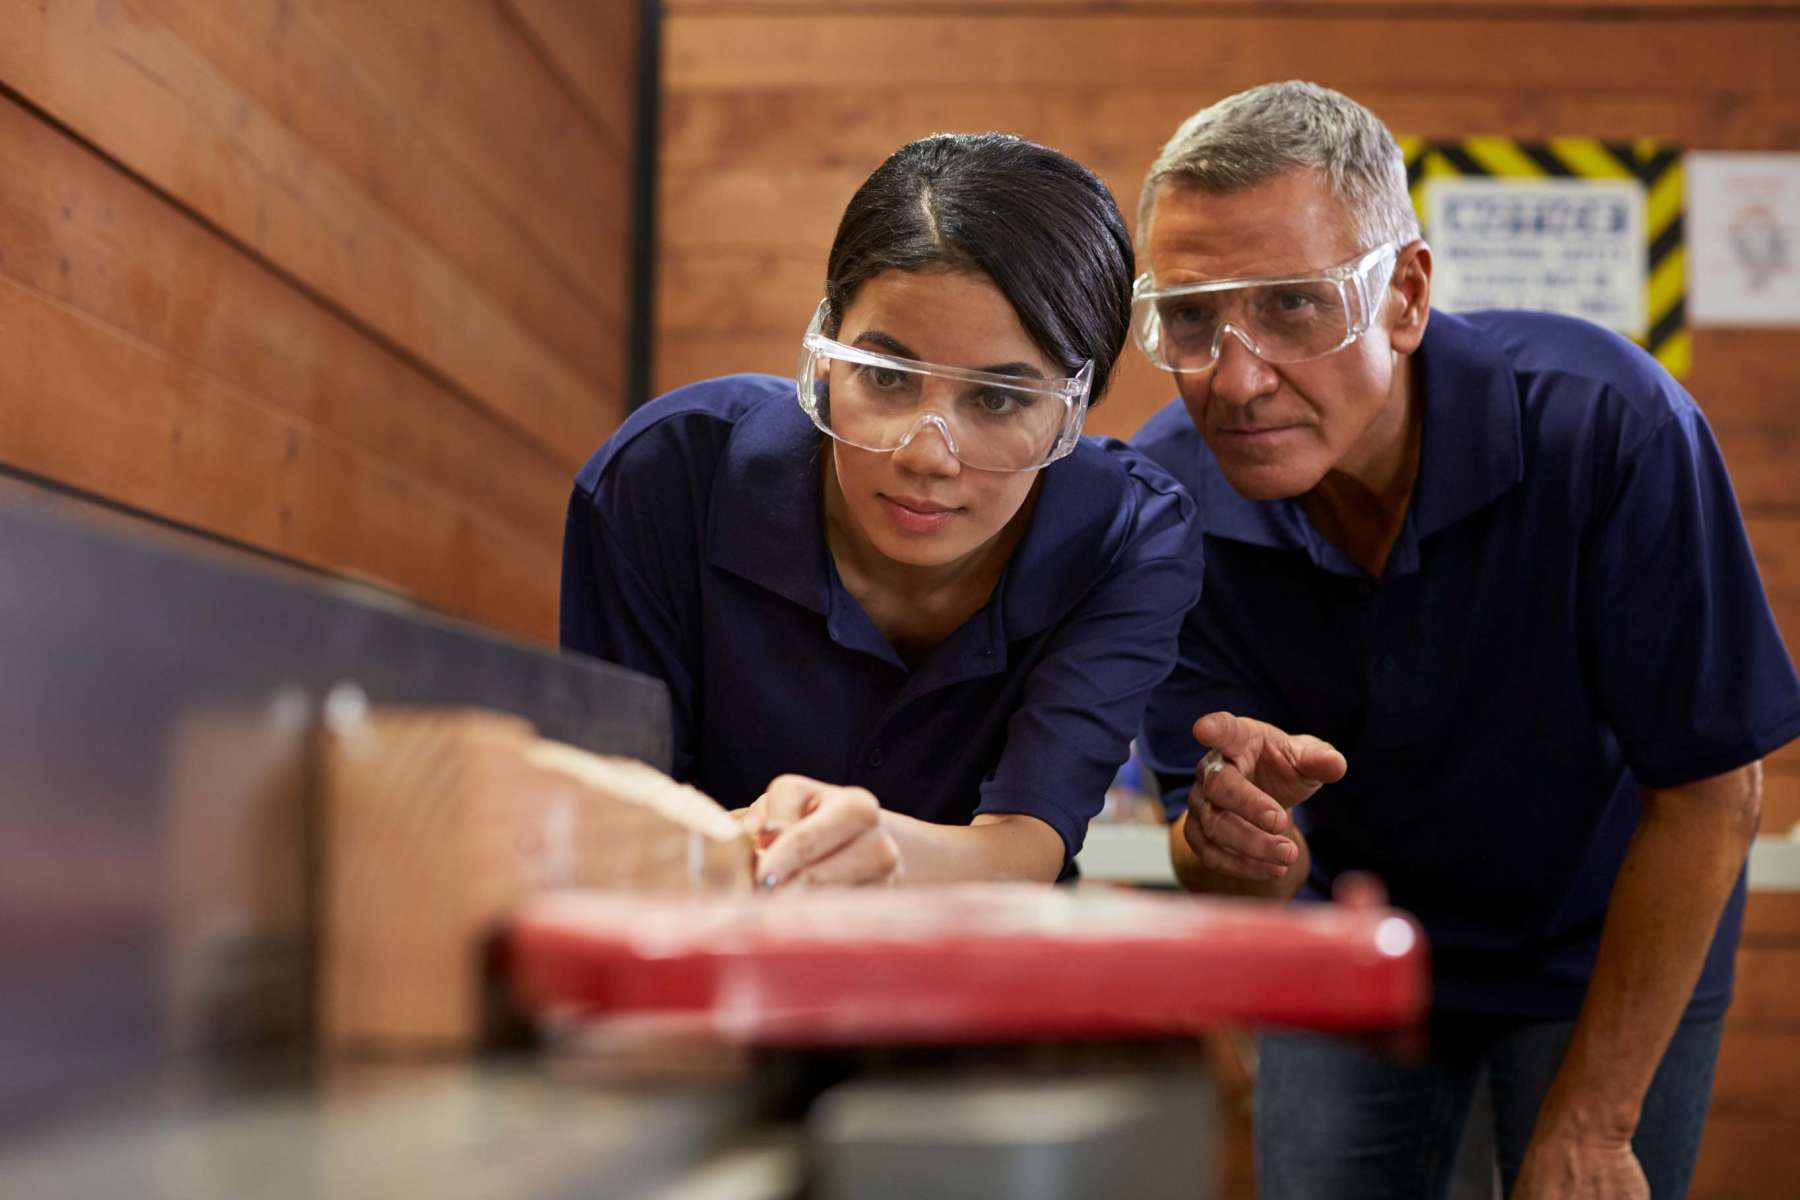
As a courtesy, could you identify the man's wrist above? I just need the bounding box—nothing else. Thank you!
[1533,1077,1641,1147]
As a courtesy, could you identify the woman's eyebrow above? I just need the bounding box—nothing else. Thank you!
[851,329,1047,379]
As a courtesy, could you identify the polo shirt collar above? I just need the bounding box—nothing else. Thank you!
[705,393,1115,649]
[1199,309,1524,570]
[706,394,833,616]
[1410,309,1526,538]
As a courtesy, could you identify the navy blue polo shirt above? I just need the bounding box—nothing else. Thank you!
[1134,309,1800,1020]
[562,374,1203,865]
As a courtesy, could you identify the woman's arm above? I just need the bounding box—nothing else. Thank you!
[746,776,1064,886]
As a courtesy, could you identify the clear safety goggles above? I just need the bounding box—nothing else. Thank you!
[796,300,1093,473]
[1131,242,1398,374]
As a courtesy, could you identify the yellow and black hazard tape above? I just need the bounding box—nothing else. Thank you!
[1398,137,1687,377]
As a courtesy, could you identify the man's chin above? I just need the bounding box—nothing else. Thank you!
[1217,461,1321,502]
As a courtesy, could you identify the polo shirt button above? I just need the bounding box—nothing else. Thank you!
[1381,654,1398,673]
[867,748,885,768]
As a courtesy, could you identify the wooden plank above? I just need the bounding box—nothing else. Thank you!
[0,272,559,642]
[1081,354,1179,443]
[661,162,1144,260]
[1744,890,1800,939]
[1706,1029,1800,1119]
[1765,737,1800,776]
[300,0,631,307]
[661,164,868,254]
[1691,1114,1800,1200]
[663,85,1800,172]
[142,0,626,396]
[668,0,1800,10]
[1690,332,1800,428]
[655,251,822,336]
[654,332,793,400]
[1727,946,1800,1031]
[663,14,1800,92]
[504,0,641,164]
[1760,767,1800,837]
[0,92,571,549]
[0,0,610,467]
[1714,426,1800,512]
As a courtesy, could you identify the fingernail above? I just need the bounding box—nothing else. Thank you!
[759,873,780,890]
[1277,842,1297,863]
[1261,810,1284,833]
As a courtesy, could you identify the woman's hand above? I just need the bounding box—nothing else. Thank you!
[738,775,902,888]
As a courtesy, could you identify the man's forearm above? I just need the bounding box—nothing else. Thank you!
[1534,763,1761,1141]
[1168,810,1310,900]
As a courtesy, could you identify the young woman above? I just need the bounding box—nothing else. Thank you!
[561,134,1202,888]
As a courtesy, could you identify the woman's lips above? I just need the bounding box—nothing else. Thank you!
[879,494,960,534]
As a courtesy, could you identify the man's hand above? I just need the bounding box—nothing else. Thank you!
[1177,711,1346,891]
[1511,1129,1648,1200]
[739,775,901,888]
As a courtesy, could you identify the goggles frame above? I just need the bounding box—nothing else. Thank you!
[796,299,1094,473]
[1130,242,1400,374]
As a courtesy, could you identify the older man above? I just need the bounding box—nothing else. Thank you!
[1131,81,1800,1199]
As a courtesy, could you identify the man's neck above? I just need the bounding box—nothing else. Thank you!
[1300,365,1421,579]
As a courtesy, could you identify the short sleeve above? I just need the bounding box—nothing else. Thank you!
[974,471,1204,862]
[560,417,716,783]
[1581,402,1800,788]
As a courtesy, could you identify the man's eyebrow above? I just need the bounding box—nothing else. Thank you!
[852,329,1047,379]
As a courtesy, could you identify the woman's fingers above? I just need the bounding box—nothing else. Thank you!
[757,774,827,829]
[782,825,902,887]
[755,782,893,886]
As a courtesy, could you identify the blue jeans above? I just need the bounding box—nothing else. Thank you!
[1254,1013,1725,1199]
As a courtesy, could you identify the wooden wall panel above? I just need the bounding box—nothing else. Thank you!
[0,0,639,642]
[657,5,1800,1196]
[142,0,623,401]
[507,0,641,163]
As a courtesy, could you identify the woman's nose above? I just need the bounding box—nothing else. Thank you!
[890,414,962,476]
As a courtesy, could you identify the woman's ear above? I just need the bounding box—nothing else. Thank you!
[1386,240,1432,354]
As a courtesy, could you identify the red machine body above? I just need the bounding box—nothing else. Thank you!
[510,884,1428,1045]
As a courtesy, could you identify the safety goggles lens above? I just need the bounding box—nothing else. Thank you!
[795,304,1091,472]
[1132,243,1397,373]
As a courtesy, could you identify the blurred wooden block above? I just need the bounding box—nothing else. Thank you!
[319,708,751,1054]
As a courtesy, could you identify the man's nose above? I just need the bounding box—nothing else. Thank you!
[1207,326,1280,405]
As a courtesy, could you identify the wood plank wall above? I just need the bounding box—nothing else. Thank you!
[0,0,641,644]
[655,3,1800,1194]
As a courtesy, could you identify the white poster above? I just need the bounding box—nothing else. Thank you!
[1687,152,1800,326]
[1423,177,1647,338]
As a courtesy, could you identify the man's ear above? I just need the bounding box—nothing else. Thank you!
[1386,240,1432,354]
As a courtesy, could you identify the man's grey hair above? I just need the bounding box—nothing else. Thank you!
[1138,81,1420,254]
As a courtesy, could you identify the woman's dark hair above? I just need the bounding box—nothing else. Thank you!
[823,133,1136,406]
